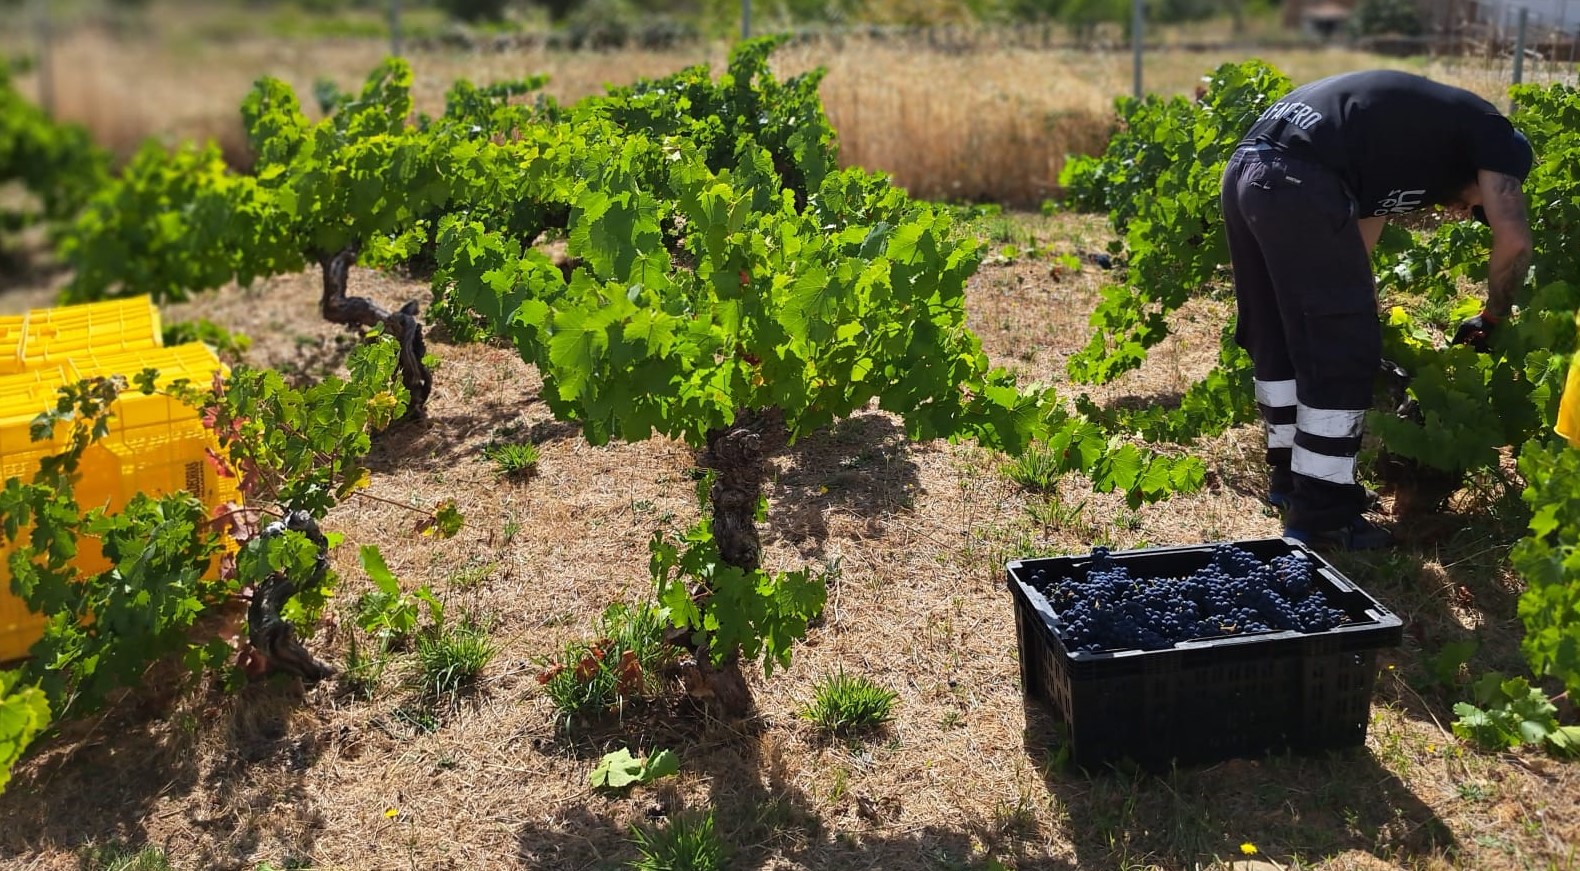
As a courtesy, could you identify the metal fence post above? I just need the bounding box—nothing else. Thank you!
[390,0,403,57]
[742,0,751,40]
[31,0,53,118]
[1131,0,1143,98]
[1512,5,1528,110]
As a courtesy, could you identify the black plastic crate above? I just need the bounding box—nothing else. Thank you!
[1008,537,1403,771]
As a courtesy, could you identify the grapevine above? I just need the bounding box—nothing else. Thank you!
[0,335,455,788]
[60,61,440,413]
[429,39,1205,712]
[1059,60,1292,388]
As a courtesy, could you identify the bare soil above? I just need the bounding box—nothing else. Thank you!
[0,211,1575,871]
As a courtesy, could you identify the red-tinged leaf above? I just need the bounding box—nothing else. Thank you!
[616,650,643,696]
[536,664,565,685]
[205,447,235,478]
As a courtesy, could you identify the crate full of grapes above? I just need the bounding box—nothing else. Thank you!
[1008,538,1403,770]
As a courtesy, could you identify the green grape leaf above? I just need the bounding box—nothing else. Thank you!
[359,544,399,595]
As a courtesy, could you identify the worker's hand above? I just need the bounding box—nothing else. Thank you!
[1451,311,1500,353]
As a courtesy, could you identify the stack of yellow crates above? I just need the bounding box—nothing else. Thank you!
[0,296,241,662]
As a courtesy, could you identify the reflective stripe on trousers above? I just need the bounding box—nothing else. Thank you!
[1257,378,1365,485]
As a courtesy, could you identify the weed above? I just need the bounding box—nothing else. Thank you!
[992,786,1038,838]
[800,669,898,735]
[77,843,172,871]
[483,439,540,478]
[500,514,523,546]
[340,631,386,699]
[590,747,679,792]
[448,560,497,590]
[1051,251,1083,274]
[538,601,675,726]
[828,766,849,803]
[1025,492,1087,533]
[416,618,497,700]
[629,810,726,871]
[1005,443,1064,491]
[977,215,1026,245]
[1456,780,1489,802]
[392,702,442,734]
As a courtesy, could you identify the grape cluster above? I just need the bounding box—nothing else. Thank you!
[1026,545,1348,654]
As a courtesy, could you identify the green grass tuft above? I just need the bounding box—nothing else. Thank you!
[800,669,898,735]
[416,619,497,699]
[628,810,726,871]
[539,601,674,727]
[78,843,173,871]
[1004,442,1064,491]
[483,440,540,478]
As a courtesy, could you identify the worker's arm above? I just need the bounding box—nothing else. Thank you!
[1358,216,1387,256]
[1478,168,1534,319]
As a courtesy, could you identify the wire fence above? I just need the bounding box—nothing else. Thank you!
[7,0,1579,122]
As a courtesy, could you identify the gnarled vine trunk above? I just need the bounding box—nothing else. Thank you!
[246,511,336,683]
[317,245,433,416]
[679,407,787,718]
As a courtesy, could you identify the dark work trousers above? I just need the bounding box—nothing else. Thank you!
[1220,144,1379,532]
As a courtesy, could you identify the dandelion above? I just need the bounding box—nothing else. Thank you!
[1240,842,1259,856]
[385,807,400,818]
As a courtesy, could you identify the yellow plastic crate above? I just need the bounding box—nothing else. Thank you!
[0,314,25,375]
[0,338,240,663]
[25,296,161,337]
[73,420,231,512]
[0,365,80,464]
[76,344,228,433]
[0,584,46,665]
[19,297,162,371]
[84,341,226,387]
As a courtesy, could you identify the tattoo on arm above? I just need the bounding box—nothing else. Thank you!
[1487,248,1531,316]
[1482,171,1532,317]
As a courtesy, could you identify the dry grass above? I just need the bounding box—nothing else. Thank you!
[7,22,1577,206]
[0,210,1575,870]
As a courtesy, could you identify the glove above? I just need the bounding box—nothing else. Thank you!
[1451,311,1500,353]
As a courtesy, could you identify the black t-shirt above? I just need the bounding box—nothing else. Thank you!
[1242,70,1532,218]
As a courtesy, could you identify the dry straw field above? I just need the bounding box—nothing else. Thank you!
[8,20,1574,205]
